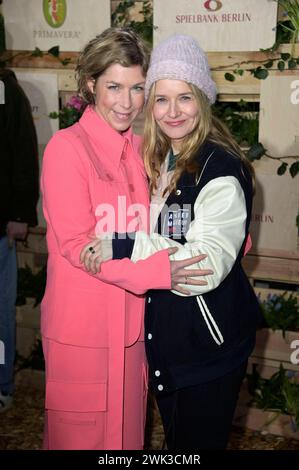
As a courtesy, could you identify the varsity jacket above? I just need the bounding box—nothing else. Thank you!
[110,141,263,395]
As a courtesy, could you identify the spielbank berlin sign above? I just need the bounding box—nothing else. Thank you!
[154,0,278,51]
[2,0,111,51]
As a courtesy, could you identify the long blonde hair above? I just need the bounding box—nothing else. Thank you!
[143,83,255,195]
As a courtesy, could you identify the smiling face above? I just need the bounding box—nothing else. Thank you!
[87,63,145,133]
[153,79,199,153]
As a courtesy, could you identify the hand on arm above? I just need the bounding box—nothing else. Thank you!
[80,239,213,295]
[80,176,247,296]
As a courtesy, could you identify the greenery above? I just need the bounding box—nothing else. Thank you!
[278,0,299,56]
[212,98,299,178]
[222,0,299,82]
[112,0,153,46]
[49,94,86,129]
[213,100,259,148]
[258,292,299,335]
[247,365,299,431]
[17,265,47,307]
[247,142,299,178]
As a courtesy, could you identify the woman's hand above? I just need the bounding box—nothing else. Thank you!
[80,241,214,291]
[80,238,103,274]
[167,247,213,295]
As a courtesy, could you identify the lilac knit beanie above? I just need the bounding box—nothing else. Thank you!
[145,34,217,104]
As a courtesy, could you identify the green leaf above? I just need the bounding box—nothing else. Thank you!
[224,72,235,82]
[281,52,291,61]
[61,57,71,66]
[48,46,60,57]
[31,47,43,57]
[288,59,297,69]
[264,60,274,69]
[290,161,299,178]
[48,112,59,119]
[247,143,266,161]
[254,68,269,80]
[277,162,288,175]
[278,60,286,71]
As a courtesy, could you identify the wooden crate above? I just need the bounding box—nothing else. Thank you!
[243,249,299,284]
[247,273,299,379]
[234,398,299,440]
[250,329,299,375]
[7,43,299,101]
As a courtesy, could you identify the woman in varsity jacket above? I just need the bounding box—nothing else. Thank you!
[81,34,262,450]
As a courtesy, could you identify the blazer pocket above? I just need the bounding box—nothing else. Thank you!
[45,380,107,412]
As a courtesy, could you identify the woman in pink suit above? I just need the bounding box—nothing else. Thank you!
[41,28,211,450]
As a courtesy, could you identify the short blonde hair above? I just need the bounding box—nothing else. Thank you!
[76,27,150,104]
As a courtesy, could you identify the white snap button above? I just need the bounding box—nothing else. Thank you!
[176,189,181,195]
[158,384,164,391]
[148,297,151,303]
[155,370,161,377]
[147,333,152,340]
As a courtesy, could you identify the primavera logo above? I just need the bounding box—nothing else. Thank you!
[43,0,66,28]
[204,0,223,12]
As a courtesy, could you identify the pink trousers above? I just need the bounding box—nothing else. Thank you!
[42,337,147,450]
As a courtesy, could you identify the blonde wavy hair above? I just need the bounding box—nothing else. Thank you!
[143,83,255,195]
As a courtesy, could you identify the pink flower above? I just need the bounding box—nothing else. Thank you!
[67,95,85,111]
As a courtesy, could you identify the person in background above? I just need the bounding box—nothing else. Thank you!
[0,67,39,412]
[82,34,262,450]
[41,28,211,450]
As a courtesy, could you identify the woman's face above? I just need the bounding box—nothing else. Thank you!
[153,79,199,152]
[88,63,145,133]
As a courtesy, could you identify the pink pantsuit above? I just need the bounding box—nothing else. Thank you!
[41,107,171,449]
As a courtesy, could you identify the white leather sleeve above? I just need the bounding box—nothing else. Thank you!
[131,176,247,296]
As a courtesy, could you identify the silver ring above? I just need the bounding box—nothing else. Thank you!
[89,246,96,254]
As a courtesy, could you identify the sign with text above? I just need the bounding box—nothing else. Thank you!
[3,0,110,51]
[252,74,299,252]
[154,0,278,51]
[250,158,298,252]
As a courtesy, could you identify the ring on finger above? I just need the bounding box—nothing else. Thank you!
[89,246,96,255]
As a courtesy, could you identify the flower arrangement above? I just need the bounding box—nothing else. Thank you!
[49,95,86,129]
[247,364,299,431]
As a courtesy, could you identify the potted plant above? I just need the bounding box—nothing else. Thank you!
[251,292,299,370]
[234,365,299,440]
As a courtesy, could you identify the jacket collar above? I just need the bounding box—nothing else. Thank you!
[78,105,134,169]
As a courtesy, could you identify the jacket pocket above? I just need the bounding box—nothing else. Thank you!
[196,295,224,346]
[45,380,107,412]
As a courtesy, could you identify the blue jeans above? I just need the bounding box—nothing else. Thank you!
[0,236,17,395]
